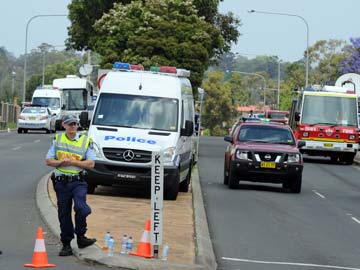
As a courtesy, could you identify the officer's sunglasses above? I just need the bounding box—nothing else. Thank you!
[68,122,78,126]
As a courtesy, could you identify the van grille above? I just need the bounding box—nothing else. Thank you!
[103,148,152,163]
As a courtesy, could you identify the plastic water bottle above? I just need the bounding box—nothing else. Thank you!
[126,236,133,254]
[104,232,111,248]
[162,242,169,261]
[120,234,128,254]
[108,237,115,256]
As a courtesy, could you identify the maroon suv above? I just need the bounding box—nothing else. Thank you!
[224,119,305,193]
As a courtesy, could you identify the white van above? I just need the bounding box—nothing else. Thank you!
[31,86,63,120]
[53,75,95,129]
[84,63,195,200]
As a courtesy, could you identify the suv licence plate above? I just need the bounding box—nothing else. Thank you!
[260,162,276,168]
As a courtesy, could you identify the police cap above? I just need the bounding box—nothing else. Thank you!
[62,114,79,124]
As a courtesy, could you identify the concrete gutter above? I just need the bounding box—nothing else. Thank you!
[37,166,217,270]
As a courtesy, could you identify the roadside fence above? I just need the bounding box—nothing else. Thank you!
[0,102,21,129]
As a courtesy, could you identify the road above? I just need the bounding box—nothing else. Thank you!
[198,136,360,270]
[0,131,109,270]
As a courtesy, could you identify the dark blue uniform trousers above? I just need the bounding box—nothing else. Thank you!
[54,181,91,244]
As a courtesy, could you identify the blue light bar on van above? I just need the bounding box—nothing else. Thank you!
[304,88,315,91]
[113,62,131,70]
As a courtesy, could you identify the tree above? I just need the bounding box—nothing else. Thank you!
[67,0,240,57]
[67,0,129,50]
[201,71,232,135]
[338,37,360,74]
[93,0,226,89]
[308,39,346,84]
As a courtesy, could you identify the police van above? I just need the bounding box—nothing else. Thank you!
[53,75,95,130]
[82,63,195,200]
[31,85,63,121]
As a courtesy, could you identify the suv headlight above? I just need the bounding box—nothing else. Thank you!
[287,153,300,163]
[163,147,177,164]
[235,150,249,160]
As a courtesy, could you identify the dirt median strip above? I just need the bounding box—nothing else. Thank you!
[39,165,216,269]
[47,175,196,265]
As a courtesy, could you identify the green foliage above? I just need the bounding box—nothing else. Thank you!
[67,0,130,50]
[201,71,232,135]
[308,39,346,84]
[93,0,225,89]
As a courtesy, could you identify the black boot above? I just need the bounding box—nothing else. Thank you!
[77,235,96,249]
[59,243,73,256]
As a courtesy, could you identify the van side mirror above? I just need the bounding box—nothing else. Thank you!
[224,135,233,143]
[181,120,194,136]
[297,141,305,148]
[79,111,89,129]
[295,112,300,122]
[62,104,66,110]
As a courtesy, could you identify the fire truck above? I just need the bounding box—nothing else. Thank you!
[289,83,359,164]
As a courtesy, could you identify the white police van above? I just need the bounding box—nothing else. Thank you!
[83,63,195,200]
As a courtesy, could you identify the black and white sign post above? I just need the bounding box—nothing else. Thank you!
[151,151,163,259]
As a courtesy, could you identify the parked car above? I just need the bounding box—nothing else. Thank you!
[17,106,56,134]
[223,119,304,192]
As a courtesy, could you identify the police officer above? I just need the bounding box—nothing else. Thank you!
[45,114,96,256]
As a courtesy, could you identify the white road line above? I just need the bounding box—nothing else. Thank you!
[222,257,360,270]
[12,146,21,150]
[34,139,40,143]
[351,217,360,224]
[312,190,326,199]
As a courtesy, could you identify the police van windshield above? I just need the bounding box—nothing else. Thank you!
[62,89,87,110]
[32,97,60,108]
[93,93,178,132]
[301,95,358,126]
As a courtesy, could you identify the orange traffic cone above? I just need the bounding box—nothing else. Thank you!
[129,219,153,258]
[24,227,56,268]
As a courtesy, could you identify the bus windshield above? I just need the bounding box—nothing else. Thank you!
[301,95,358,126]
[93,93,179,132]
[32,97,60,108]
[62,89,87,110]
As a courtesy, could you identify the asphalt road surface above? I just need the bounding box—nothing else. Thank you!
[0,131,110,270]
[198,136,360,270]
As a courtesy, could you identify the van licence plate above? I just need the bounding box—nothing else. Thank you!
[260,162,276,169]
[324,143,333,147]
[115,173,136,180]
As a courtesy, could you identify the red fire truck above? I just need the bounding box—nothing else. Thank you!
[290,84,359,164]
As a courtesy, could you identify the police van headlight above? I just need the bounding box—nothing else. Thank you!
[163,147,177,165]
[92,141,103,159]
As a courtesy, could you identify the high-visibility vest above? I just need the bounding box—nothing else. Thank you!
[55,132,91,174]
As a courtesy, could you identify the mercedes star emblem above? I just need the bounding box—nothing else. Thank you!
[123,150,135,161]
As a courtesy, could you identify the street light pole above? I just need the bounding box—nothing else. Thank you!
[234,52,281,109]
[22,14,67,102]
[248,9,309,88]
[277,60,281,109]
[231,71,267,106]
[12,71,16,102]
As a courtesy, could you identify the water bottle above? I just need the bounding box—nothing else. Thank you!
[108,237,115,256]
[104,232,111,249]
[162,242,169,261]
[126,236,133,254]
[120,234,128,254]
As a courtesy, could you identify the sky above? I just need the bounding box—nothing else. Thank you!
[0,0,359,62]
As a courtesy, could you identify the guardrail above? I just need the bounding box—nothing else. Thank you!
[0,102,21,129]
